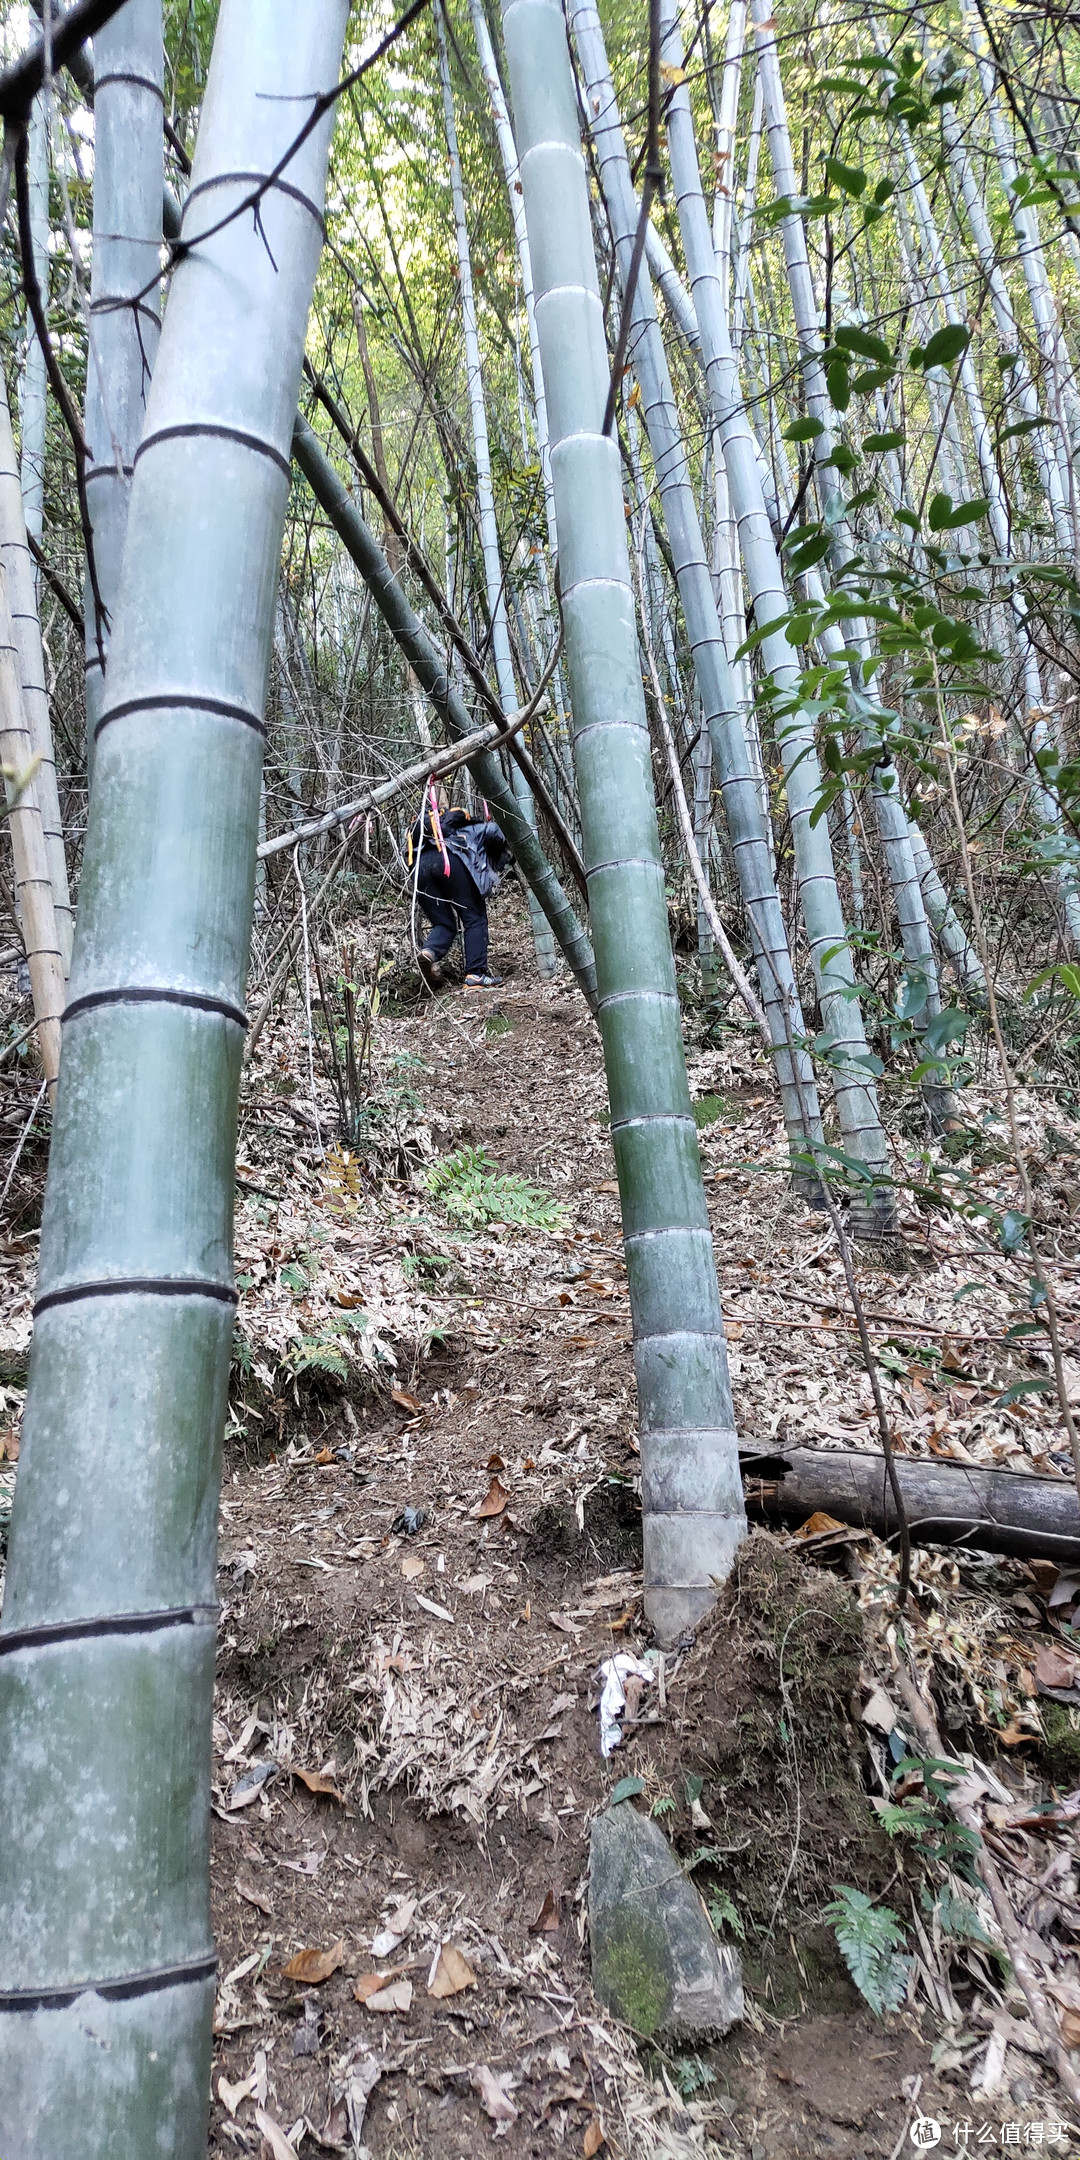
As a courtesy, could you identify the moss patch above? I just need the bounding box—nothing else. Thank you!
[1041,1701,1080,1786]
[592,1907,672,2036]
[692,1094,725,1129]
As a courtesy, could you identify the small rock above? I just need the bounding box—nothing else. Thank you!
[589,1803,743,2040]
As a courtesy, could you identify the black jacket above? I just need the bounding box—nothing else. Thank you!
[410,807,508,898]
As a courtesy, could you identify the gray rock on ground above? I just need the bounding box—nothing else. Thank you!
[589,1802,743,2040]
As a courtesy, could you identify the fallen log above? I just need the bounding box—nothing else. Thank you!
[743,1444,1080,1565]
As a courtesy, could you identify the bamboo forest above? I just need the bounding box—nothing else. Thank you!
[13,0,1080,2151]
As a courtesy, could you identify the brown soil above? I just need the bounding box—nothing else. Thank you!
[3,892,1077,2154]
[200,902,1070,2157]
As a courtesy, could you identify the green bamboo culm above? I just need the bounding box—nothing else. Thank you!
[83,0,163,779]
[501,0,745,1642]
[0,6,349,2154]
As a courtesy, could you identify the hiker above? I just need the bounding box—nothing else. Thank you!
[409,783,508,989]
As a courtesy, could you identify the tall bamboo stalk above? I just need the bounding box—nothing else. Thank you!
[659,0,897,1207]
[19,91,48,545]
[503,0,745,1641]
[749,0,953,1130]
[572,0,825,1175]
[0,365,72,971]
[436,3,555,980]
[83,0,163,763]
[883,63,1080,953]
[0,7,349,2151]
[466,0,575,790]
[0,564,63,1090]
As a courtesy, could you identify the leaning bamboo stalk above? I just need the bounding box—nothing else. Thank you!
[0,6,349,2150]
[291,412,598,1009]
[883,69,1080,953]
[0,362,72,971]
[258,706,534,859]
[710,0,746,315]
[931,71,1075,565]
[958,0,1080,474]
[20,90,48,544]
[639,581,768,1034]
[246,701,548,1057]
[0,563,62,1090]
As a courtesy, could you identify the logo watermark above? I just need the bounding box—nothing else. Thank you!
[909,2126,1071,2149]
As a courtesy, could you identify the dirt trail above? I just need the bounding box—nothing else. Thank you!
[2,894,1079,2153]
[200,904,1078,2157]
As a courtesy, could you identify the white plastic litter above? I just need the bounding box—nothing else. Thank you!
[597,1654,655,1757]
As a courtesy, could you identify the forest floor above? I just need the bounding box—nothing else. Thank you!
[5,886,1080,2154]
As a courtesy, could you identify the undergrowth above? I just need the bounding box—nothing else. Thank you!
[423,1145,566,1232]
[822,1887,912,2016]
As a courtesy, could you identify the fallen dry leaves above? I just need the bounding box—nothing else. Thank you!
[426,1941,476,1996]
[583,2120,606,2156]
[353,1963,409,2003]
[528,1889,560,1933]
[217,2071,256,2118]
[291,1765,344,1801]
[473,1474,508,1518]
[280,1939,344,1984]
[253,2108,300,2160]
[1033,1642,1080,1692]
[235,1875,273,1917]
[361,1977,413,2013]
[471,2063,518,2124]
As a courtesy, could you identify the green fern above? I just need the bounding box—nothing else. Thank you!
[876,1799,939,1839]
[925,1884,993,1947]
[424,1146,566,1232]
[708,1891,746,1943]
[286,1338,348,1379]
[823,1886,911,2016]
[669,2054,715,2098]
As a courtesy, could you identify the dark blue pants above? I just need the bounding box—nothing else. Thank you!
[417,849,489,974]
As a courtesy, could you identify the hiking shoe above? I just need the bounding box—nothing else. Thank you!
[418,949,446,989]
[464,971,504,988]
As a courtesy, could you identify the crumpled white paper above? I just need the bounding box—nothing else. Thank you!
[597,1653,655,1757]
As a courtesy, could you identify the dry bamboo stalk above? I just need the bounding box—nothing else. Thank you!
[893,1668,1080,2109]
[0,563,63,1090]
[0,366,73,972]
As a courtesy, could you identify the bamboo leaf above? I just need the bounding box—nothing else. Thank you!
[824,156,867,197]
[826,356,851,410]
[998,416,1048,442]
[918,322,970,370]
[835,325,893,366]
